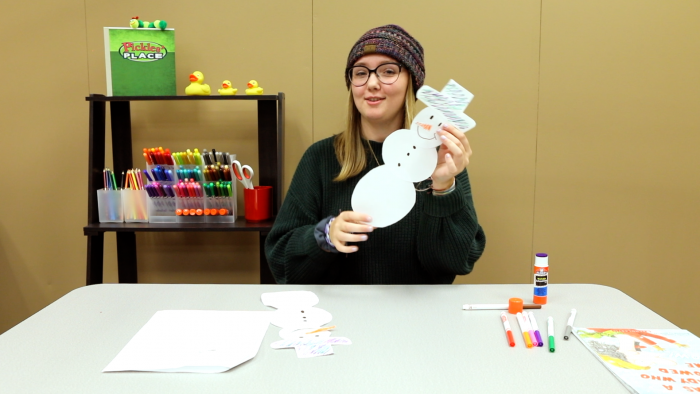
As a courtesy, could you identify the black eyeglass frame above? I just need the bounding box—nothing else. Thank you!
[346,62,403,87]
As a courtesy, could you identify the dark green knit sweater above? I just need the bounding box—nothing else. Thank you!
[264,136,486,284]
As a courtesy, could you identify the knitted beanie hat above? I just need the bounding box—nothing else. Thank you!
[345,24,425,92]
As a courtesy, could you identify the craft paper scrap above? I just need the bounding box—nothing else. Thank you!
[103,310,271,373]
[271,337,352,359]
[574,328,700,394]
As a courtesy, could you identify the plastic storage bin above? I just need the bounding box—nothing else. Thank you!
[97,189,123,223]
[122,189,148,223]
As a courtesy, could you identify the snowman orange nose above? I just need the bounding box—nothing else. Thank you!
[417,122,432,131]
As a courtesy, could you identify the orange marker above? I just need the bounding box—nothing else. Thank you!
[176,209,183,216]
[204,208,211,216]
[189,209,196,216]
[306,325,336,334]
[182,209,189,215]
[218,208,227,215]
[210,209,218,216]
[196,209,203,216]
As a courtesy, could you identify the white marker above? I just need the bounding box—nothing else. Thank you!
[563,309,577,340]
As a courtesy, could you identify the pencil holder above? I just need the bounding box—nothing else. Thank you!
[244,186,272,222]
[175,196,206,223]
[147,197,177,223]
[97,189,123,223]
[121,190,148,223]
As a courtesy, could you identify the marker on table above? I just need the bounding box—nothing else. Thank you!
[462,303,542,310]
[563,308,577,340]
[528,311,544,347]
[500,312,516,347]
[522,312,538,346]
[547,316,556,352]
[515,313,533,348]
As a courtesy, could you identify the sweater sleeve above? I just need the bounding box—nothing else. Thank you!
[264,145,337,284]
[416,168,486,278]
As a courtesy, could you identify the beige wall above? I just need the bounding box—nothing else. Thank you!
[1,1,698,334]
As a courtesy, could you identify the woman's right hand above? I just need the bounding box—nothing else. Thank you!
[329,211,374,253]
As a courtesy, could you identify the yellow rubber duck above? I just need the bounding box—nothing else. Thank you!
[245,80,264,95]
[218,80,237,95]
[185,71,211,96]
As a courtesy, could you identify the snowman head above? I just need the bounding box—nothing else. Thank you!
[411,107,449,148]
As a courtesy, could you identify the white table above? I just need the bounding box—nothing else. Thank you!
[0,284,678,393]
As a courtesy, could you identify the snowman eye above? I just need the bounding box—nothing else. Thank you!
[398,163,401,167]
[413,146,416,149]
[438,123,442,127]
[406,153,409,156]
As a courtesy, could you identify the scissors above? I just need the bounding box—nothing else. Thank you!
[232,160,254,189]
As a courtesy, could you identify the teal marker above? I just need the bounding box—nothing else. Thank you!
[547,316,556,352]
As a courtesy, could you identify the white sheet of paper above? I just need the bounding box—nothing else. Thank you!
[261,291,319,309]
[351,164,416,228]
[103,310,271,373]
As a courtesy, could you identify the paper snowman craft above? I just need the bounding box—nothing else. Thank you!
[262,291,351,358]
[351,79,476,227]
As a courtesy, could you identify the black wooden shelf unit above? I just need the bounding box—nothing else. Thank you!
[84,94,285,285]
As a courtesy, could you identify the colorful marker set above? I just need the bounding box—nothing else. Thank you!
[145,166,175,182]
[501,312,551,350]
[204,181,233,197]
[176,208,230,216]
[102,169,119,190]
[177,167,203,182]
[203,164,233,181]
[143,147,175,165]
[171,148,231,166]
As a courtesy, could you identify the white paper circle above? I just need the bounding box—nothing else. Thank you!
[351,165,416,228]
[382,129,438,182]
[269,307,332,329]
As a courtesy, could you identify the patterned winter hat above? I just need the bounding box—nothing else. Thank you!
[345,24,425,92]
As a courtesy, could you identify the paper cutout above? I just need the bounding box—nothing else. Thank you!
[269,306,333,329]
[416,80,476,133]
[270,337,352,358]
[350,79,476,228]
[279,327,332,339]
[262,291,350,358]
[382,129,438,181]
[351,165,416,228]
[103,310,271,373]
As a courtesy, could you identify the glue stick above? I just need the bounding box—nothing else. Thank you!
[533,253,549,305]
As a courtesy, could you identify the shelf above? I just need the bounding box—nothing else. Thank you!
[86,94,282,102]
[83,218,275,235]
[85,92,284,286]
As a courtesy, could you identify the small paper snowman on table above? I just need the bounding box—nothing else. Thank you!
[351,79,476,227]
[262,291,351,358]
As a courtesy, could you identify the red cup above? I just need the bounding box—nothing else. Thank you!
[244,186,272,221]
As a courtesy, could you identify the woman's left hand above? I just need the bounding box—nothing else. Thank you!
[430,123,472,190]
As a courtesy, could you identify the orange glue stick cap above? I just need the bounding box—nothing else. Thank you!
[218,208,227,215]
[204,209,211,216]
[508,298,524,314]
[176,209,183,216]
[182,209,189,215]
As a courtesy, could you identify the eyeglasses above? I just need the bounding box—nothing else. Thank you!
[346,63,402,87]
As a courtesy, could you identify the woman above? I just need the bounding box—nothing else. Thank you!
[265,24,486,284]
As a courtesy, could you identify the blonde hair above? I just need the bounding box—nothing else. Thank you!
[333,83,415,181]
